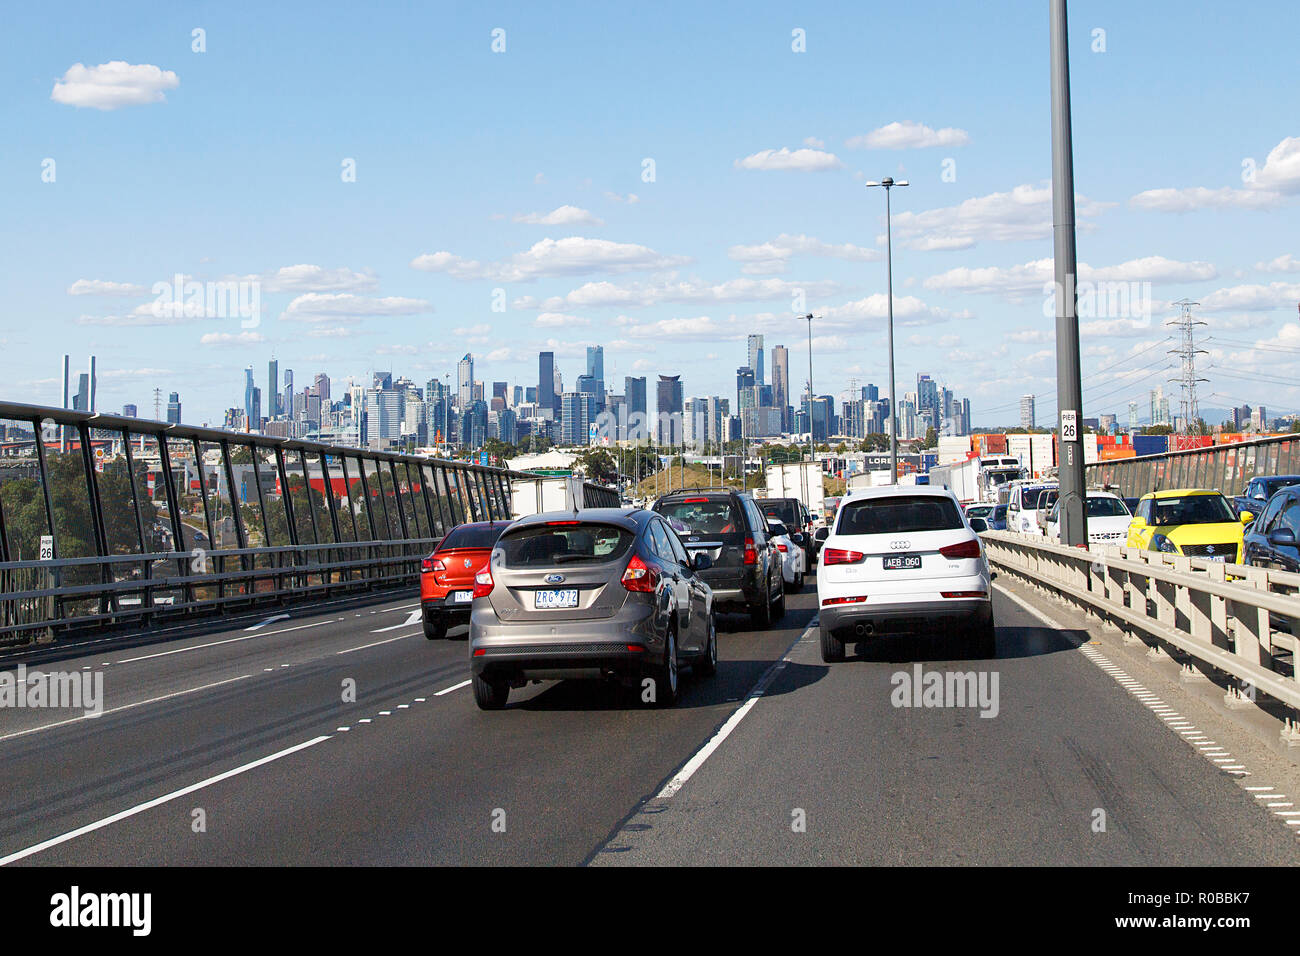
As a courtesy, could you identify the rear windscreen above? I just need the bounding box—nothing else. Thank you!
[836,496,963,535]
[657,500,741,535]
[498,523,634,567]
[758,500,797,525]
[439,523,507,550]
[1022,487,1056,509]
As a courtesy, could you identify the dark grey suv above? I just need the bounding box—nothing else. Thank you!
[653,488,785,628]
[468,508,716,710]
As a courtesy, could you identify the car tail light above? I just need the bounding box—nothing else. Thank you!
[822,595,867,606]
[822,547,865,566]
[622,553,659,592]
[545,520,580,526]
[743,537,757,565]
[776,543,788,553]
[939,538,982,560]
[941,591,987,599]
[432,558,446,573]
[472,568,494,598]
[626,644,647,653]
[420,557,434,573]
[682,497,708,503]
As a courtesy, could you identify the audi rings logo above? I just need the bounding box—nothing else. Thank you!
[890,540,911,550]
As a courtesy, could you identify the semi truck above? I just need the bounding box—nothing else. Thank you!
[510,475,619,517]
[927,456,1025,505]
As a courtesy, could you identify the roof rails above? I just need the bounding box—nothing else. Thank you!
[659,486,745,496]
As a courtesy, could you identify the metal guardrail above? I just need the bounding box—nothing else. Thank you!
[0,400,534,645]
[982,530,1300,720]
[1087,432,1300,498]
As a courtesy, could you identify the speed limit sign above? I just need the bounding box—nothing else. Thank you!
[1060,410,1079,442]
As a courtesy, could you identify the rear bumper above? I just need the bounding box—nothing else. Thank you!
[820,597,992,639]
[469,602,661,680]
[422,597,473,626]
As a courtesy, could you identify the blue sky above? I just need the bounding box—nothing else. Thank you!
[5,0,1300,427]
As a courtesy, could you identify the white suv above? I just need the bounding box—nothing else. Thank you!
[815,486,995,661]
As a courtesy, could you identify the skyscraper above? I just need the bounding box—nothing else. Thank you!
[539,351,555,419]
[457,354,474,410]
[167,392,182,424]
[314,373,330,404]
[771,345,789,428]
[657,375,683,445]
[747,334,765,387]
[268,359,279,417]
[283,369,294,420]
[586,346,605,403]
[1020,394,1036,431]
[736,366,756,411]
[245,367,258,426]
[624,376,647,418]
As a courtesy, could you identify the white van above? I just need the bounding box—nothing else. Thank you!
[1006,481,1059,535]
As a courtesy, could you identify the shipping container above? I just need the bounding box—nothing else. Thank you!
[1132,435,1169,457]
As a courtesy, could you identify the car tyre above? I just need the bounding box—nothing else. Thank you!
[650,628,680,706]
[773,583,786,621]
[472,672,509,710]
[971,617,997,659]
[820,626,845,663]
[696,613,718,677]
[423,616,447,641]
[749,588,772,629]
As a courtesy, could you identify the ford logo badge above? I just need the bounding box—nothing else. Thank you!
[689,535,700,542]
[545,573,565,584]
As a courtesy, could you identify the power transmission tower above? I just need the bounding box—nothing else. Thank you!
[1167,298,1208,435]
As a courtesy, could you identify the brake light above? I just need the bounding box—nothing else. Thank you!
[473,568,494,598]
[939,539,982,560]
[822,547,865,566]
[420,557,434,573]
[621,553,659,592]
[682,497,708,503]
[822,595,867,606]
[776,543,788,553]
[545,520,580,526]
[744,537,757,565]
[941,591,987,599]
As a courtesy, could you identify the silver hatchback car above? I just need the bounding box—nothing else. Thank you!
[468,508,716,709]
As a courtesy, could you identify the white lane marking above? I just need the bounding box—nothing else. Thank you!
[371,609,422,633]
[117,619,334,663]
[0,735,330,866]
[337,726,350,732]
[0,675,253,743]
[656,625,807,800]
[334,633,416,655]
[245,614,291,632]
[435,680,470,696]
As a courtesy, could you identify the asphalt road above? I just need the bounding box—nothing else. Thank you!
[1,579,1298,866]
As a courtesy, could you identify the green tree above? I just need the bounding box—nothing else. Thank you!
[923,427,938,449]
[573,447,619,484]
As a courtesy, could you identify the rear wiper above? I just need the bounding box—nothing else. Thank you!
[552,554,594,563]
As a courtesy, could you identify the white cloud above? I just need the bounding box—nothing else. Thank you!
[514,205,604,226]
[534,312,592,328]
[67,279,147,296]
[1007,328,1054,344]
[727,233,879,274]
[516,276,841,311]
[604,191,640,204]
[1256,253,1300,273]
[803,136,825,148]
[889,184,1113,249]
[1255,136,1300,193]
[453,323,492,337]
[1129,185,1282,212]
[280,293,431,322]
[821,293,963,326]
[1196,281,1300,313]
[305,326,357,338]
[200,331,265,346]
[51,61,179,110]
[375,344,418,355]
[410,237,687,282]
[847,121,971,150]
[260,265,379,293]
[734,147,844,172]
[923,255,1218,298]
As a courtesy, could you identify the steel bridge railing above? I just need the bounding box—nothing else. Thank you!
[1087,432,1300,498]
[0,400,528,646]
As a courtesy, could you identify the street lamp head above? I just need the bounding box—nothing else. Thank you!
[864,180,881,187]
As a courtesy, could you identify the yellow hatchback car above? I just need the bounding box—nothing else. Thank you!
[1126,488,1252,563]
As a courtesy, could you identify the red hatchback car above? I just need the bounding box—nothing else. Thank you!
[420,521,512,639]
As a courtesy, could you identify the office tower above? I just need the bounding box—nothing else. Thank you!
[863,383,880,403]
[458,400,488,449]
[314,373,330,404]
[472,380,484,404]
[705,396,729,443]
[365,386,404,447]
[244,367,258,424]
[586,346,605,402]
[122,403,138,418]
[373,371,393,390]
[961,398,971,436]
[88,356,96,412]
[683,397,704,446]
[624,376,647,418]
[538,351,555,418]
[525,386,536,404]
[283,370,294,420]
[1099,413,1117,434]
[1020,394,1035,430]
[511,385,523,407]
[492,381,508,412]
[917,374,939,419]
[771,345,789,428]
[736,366,756,411]
[560,392,596,446]
[657,375,683,445]
[268,359,279,417]
[167,392,182,424]
[1128,401,1139,432]
[453,354,472,410]
[747,334,765,387]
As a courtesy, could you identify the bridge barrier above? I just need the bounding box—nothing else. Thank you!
[0,400,529,645]
[1087,431,1300,498]
[982,530,1300,723]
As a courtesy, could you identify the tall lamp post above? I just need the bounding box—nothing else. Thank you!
[803,312,815,471]
[865,177,908,484]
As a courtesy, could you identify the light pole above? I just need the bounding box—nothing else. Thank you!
[804,312,815,471]
[865,176,908,484]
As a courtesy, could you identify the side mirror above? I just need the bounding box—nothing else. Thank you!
[1240,511,1255,525]
[692,551,713,571]
[815,528,830,541]
[969,517,989,533]
[791,532,805,544]
[1267,527,1296,547]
